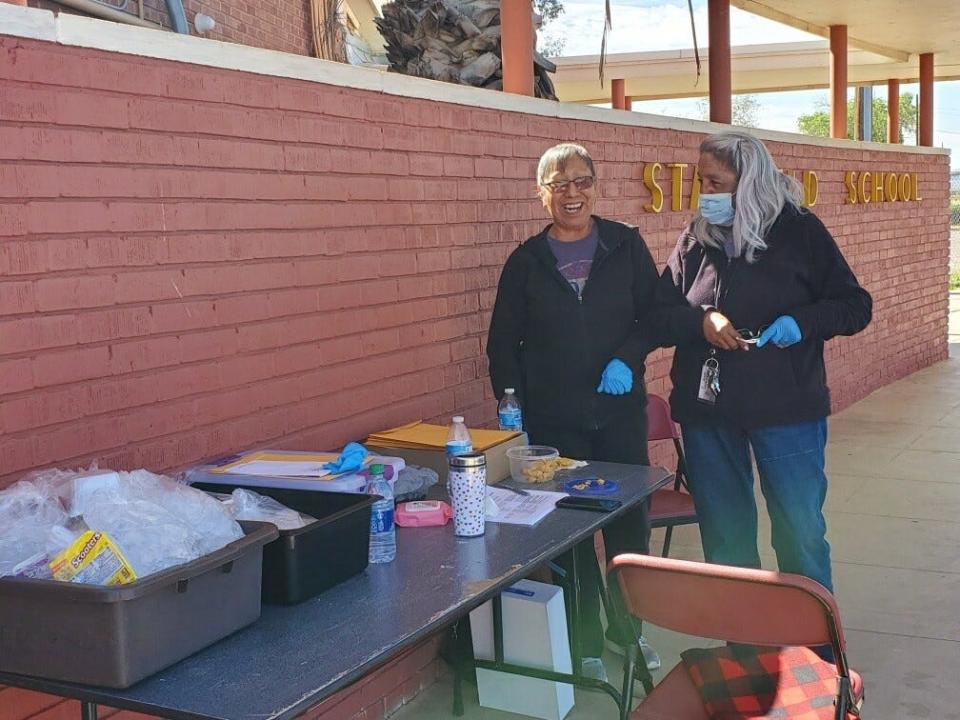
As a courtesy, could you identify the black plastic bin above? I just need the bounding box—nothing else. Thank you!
[192,483,375,605]
[0,521,278,689]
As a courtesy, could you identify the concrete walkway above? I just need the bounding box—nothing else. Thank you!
[394,342,960,720]
[951,291,959,345]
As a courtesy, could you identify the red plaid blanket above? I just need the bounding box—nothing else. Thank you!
[681,645,857,719]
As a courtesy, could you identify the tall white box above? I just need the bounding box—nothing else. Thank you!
[470,579,575,720]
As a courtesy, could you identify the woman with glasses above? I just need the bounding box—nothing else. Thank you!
[487,143,662,681]
[654,130,872,605]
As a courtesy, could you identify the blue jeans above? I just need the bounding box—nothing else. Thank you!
[681,419,833,593]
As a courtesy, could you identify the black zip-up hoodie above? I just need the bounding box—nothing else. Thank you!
[658,204,873,429]
[487,216,685,431]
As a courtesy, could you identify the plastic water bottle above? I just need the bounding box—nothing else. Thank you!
[446,416,474,457]
[366,464,396,564]
[498,388,523,431]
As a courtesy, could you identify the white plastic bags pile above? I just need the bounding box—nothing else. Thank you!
[0,468,244,582]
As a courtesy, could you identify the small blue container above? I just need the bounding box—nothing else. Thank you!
[563,477,620,496]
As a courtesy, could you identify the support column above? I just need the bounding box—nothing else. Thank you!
[919,53,934,146]
[501,0,535,96]
[855,85,873,142]
[887,79,900,143]
[829,25,848,139]
[611,79,626,110]
[624,96,633,111]
[708,0,732,124]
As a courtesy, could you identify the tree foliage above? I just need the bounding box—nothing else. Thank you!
[696,94,762,128]
[535,0,566,56]
[797,93,918,142]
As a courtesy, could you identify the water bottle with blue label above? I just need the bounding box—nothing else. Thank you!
[446,416,473,457]
[497,388,523,431]
[366,463,396,564]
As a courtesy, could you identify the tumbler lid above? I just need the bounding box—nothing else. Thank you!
[449,453,486,468]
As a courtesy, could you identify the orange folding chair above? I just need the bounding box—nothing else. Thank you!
[646,394,698,557]
[607,554,864,720]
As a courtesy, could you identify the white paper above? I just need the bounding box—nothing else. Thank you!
[223,460,332,478]
[485,487,568,526]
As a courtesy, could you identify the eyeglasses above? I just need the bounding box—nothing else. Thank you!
[737,327,768,345]
[541,176,596,194]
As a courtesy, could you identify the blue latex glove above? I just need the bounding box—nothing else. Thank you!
[757,316,802,348]
[323,442,368,474]
[596,359,633,396]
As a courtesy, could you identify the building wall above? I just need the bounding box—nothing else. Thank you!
[0,7,951,720]
[25,0,313,56]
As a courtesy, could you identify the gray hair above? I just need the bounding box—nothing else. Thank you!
[692,131,803,263]
[537,143,596,185]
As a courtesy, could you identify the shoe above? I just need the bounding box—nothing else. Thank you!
[580,657,609,683]
[605,635,662,672]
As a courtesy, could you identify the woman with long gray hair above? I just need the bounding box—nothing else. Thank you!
[655,131,872,605]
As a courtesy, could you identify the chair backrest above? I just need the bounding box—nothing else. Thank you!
[609,554,849,671]
[646,394,681,442]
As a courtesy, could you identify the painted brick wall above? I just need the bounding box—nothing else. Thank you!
[24,0,313,56]
[0,26,950,720]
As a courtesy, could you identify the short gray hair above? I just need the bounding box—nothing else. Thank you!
[691,131,803,263]
[537,143,596,185]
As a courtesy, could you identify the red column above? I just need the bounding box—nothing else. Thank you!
[919,53,934,146]
[611,79,626,110]
[829,25,848,139]
[708,0,731,124]
[501,0,535,96]
[887,79,900,143]
[624,96,633,111]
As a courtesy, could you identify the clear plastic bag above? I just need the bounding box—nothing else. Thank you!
[0,480,68,578]
[0,467,244,581]
[222,488,315,530]
[76,470,244,577]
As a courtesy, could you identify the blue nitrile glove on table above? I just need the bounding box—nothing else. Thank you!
[757,316,802,348]
[597,359,633,395]
[323,442,368,474]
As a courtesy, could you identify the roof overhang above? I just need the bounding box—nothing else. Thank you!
[553,0,960,104]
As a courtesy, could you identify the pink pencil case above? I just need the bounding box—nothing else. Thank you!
[395,500,453,527]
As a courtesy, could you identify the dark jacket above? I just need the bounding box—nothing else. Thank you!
[487,217,667,431]
[657,204,873,429]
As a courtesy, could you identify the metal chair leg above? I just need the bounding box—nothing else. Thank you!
[634,654,655,697]
[80,703,98,720]
[661,525,675,557]
[620,642,639,720]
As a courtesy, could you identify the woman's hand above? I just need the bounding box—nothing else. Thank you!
[702,310,742,351]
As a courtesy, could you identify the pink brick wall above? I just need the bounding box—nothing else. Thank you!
[0,30,950,720]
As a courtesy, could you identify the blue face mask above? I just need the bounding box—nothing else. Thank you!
[699,192,735,226]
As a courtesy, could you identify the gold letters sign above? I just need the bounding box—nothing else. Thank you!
[637,163,922,213]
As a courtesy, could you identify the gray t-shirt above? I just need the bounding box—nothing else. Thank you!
[548,226,599,298]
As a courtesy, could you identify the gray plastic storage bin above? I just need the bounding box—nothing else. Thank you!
[0,521,278,688]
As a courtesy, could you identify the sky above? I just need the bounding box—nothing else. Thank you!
[540,0,960,168]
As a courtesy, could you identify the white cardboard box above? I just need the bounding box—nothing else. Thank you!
[470,579,575,720]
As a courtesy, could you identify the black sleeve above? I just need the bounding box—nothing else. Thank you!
[486,247,528,404]
[612,229,661,374]
[645,233,709,351]
[615,230,707,372]
[789,213,873,341]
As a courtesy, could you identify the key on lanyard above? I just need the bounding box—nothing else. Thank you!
[698,353,720,405]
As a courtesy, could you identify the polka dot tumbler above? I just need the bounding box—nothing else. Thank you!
[448,453,487,537]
